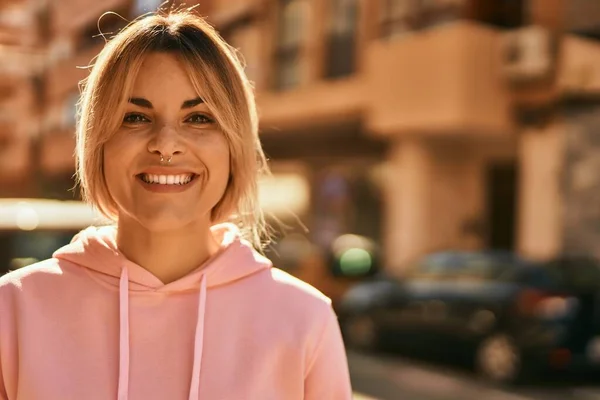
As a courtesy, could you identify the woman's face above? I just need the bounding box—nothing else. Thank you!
[103,52,231,231]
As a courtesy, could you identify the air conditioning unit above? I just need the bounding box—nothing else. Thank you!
[47,38,74,66]
[501,25,553,83]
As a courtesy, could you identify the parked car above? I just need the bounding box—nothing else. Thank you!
[338,251,600,384]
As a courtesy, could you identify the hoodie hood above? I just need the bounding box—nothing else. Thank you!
[53,222,271,400]
[53,222,272,292]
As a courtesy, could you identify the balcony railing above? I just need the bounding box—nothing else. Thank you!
[558,35,600,98]
[364,20,513,137]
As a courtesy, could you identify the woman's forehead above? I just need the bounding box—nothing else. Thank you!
[128,52,202,102]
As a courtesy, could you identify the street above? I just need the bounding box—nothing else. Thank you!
[349,350,600,400]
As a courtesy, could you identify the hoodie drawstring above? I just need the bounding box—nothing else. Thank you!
[117,268,208,400]
[188,275,207,400]
[118,267,130,400]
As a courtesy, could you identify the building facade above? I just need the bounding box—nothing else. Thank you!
[2,0,600,273]
[0,0,47,197]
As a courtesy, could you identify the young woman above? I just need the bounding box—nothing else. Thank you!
[0,9,352,400]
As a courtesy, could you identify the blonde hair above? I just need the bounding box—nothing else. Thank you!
[76,8,270,248]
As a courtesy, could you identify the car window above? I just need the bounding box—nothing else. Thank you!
[412,253,461,279]
[459,254,501,279]
[412,253,511,281]
[513,267,559,289]
[545,257,600,292]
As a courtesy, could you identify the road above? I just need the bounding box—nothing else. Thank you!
[349,350,600,400]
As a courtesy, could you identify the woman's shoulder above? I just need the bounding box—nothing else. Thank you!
[267,268,331,303]
[255,268,339,342]
[251,267,333,320]
[0,258,64,292]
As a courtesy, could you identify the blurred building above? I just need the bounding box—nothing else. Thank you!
[0,0,212,199]
[212,0,600,270]
[2,0,600,272]
[0,0,46,197]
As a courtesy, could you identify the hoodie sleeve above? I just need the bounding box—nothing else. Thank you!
[0,287,8,400]
[0,356,6,400]
[304,305,352,400]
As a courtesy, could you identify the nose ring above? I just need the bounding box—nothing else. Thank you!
[159,155,172,164]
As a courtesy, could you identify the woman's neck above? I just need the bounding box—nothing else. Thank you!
[116,216,221,284]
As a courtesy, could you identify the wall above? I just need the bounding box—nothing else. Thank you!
[517,122,564,259]
[383,137,493,273]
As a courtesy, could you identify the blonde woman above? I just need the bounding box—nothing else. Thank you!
[0,9,351,400]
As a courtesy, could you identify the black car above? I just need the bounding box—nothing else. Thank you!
[339,251,600,384]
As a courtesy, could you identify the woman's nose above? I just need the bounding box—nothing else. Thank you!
[147,125,185,157]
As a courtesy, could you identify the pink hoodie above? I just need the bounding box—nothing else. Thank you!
[0,223,351,399]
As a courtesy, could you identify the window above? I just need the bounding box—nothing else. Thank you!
[380,0,465,38]
[421,0,465,27]
[380,0,420,39]
[275,0,310,90]
[568,0,600,39]
[223,18,263,88]
[47,38,73,66]
[31,74,45,113]
[36,5,51,45]
[62,92,79,129]
[77,12,128,51]
[32,75,44,103]
[325,0,358,78]
[133,0,165,16]
[78,23,103,51]
[312,165,383,249]
[469,0,524,29]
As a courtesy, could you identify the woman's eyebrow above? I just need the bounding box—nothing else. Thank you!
[127,97,204,109]
[181,97,204,109]
[129,97,153,109]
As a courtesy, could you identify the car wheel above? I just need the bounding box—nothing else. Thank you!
[475,333,522,385]
[344,314,379,352]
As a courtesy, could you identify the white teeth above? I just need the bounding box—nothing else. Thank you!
[174,175,186,185]
[142,174,194,185]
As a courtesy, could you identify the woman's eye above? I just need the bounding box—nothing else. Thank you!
[186,114,215,124]
[123,113,150,124]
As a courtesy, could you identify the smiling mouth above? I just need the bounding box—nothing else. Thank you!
[138,173,198,185]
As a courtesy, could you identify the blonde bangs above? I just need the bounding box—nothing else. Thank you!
[76,10,270,248]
